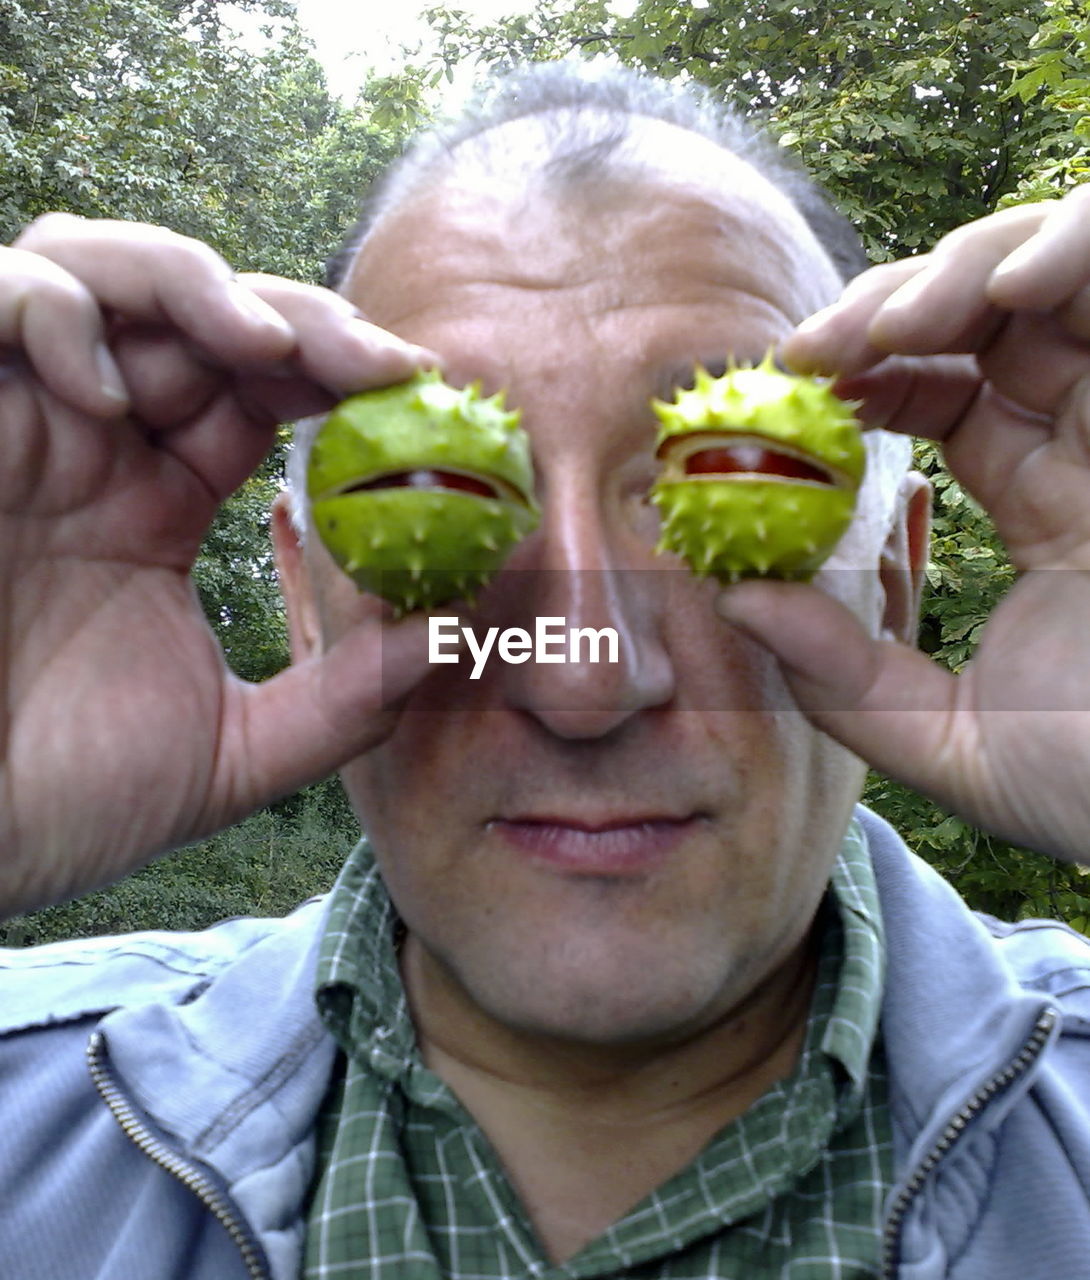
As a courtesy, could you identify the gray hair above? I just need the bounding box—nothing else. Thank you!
[324,59,870,290]
[288,60,911,541]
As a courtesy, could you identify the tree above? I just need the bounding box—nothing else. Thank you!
[1001,0,1090,203]
[1,0,429,680]
[0,0,420,279]
[422,0,1079,259]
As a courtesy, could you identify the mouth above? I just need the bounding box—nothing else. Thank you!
[655,431,848,488]
[488,813,703,877]
[320,466,535,509]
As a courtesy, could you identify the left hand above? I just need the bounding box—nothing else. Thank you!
[0,215,440,916]
[718,184,1090,862]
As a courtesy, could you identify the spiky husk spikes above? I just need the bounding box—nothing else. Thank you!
[307,369,539,614]
[650,353,865,583]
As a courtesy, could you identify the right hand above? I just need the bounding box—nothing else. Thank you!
[0,214,437,917]
[724,189,1090,865]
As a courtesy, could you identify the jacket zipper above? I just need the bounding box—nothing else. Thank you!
[86,1030,269,1280]
[879,1005,1057,1279]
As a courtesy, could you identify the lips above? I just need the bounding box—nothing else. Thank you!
[488,814,701,876]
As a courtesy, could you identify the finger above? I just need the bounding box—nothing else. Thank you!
[716,577,1090,864]
[110,325,223,429]
[864,211,1054,360]
[1060,281,1090,342]
[973,307,1090,418]
[109,278,440,433]
[0,246,129,417]
[218,610,436,814]
[14,213,296,364]
[830,353,983,436]
[136,388,280,506]
[111,327,339,436]
[827,312,1083,451]
[828,354,1061,550]
[987,185,1090,313]
[785,203,1063,375]
[783,259,927,376]
[715,580,969,803]
[865,207,1049,355]
[241,273,439,397]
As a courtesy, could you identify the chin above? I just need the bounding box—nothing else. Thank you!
[442,926,763,1048]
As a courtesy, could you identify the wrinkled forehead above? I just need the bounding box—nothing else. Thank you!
[348,113,844,322]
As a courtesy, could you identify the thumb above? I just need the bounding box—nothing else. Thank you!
[220,610,435,817]
[716,580,967,797]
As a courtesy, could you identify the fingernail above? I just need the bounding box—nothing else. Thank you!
[405,345,442,367]
[780,329,834,375]
[228,283,294,338]
[95,342,128,404]
[990,241,1038,286]
[875,270,931,317]
[792,305,841,338]
[347,320,437,365]
[371,338,443,372]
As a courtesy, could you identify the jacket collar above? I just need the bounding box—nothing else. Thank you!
[857,807,1062,1160]
[100,897,337,1277]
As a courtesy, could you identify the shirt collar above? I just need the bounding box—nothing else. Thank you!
[821,816,887,1115]
[313,843,416,1082]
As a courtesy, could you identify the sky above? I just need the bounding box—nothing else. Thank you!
[291,0,534,101]
[228,0,647,104]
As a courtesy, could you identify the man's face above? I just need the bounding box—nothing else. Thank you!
[302,122,892,1048]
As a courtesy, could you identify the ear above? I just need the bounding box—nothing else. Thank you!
[271,491,324,663]
[878,471,931,645]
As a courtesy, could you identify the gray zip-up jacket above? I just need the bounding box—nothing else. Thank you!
[2,807,1089,1279]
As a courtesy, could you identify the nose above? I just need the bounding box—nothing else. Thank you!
[488,478,676,738]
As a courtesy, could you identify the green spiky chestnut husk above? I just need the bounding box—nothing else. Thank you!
[307,369,540,615]
[650,354,865,582]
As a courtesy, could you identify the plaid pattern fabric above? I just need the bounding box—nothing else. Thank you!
[304,821,892,1278]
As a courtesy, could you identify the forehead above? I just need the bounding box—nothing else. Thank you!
[345,114,842,341]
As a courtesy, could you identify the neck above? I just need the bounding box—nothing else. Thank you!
[404,928,817,1115]
[401,931,819,1262]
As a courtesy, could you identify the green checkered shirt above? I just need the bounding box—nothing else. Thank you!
[303,819,892,1278]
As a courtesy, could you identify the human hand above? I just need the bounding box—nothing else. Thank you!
[719,185,1090,861]
[0,215,437,916]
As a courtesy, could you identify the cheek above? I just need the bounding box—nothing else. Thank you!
[684,594,866,825]
[339,748,434,891]
[337,672,493,836]
[669,584,794,713]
